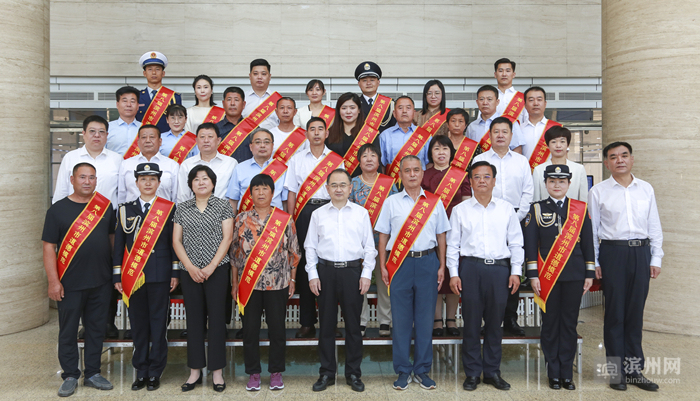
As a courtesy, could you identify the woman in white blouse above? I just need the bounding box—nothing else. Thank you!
[532,126,589,201]
[293,79,329,129]
[184,75,219,134]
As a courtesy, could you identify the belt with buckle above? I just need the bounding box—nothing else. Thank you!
[462,256,510,267]
[308,198,330,205]
[406,248,436,258]
[319,258,362,268]
[601,239,650,247]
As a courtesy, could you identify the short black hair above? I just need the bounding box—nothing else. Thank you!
[249,173,275,193]
[544,125,571,146]
[72,162,96,176]
[477,85,499,99]
[223,86,245,102]
[277,96,296,108]
[138,124,160,137]
[357,143,380,161]
[250,128,274,142]
[326,169,351,185]
[489,116,512,132]
[306,116,326,130]
[603,141,633,158]
[524,86,546,100]
[250,58,271,73]
[187,165,217,190]
[82,115,108,131]
[165,104,187,117]
[115,86,140,102]
[446,108,470,125]
[394,95,415,107]
[197,122,220,137]
[427,135,456,165]
[494,57,516,72]
[468,161,497,179]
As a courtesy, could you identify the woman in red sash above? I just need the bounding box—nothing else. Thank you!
[327,92,376,177]
[413,79,448,137]
[421,135,471,336]
[185,75,218,134]
[294,79,331,129]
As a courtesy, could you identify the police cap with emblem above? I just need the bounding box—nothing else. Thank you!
[134,163,163,179]
[354,61,382,80]
[139,51,168,69]
[544,164,572,180]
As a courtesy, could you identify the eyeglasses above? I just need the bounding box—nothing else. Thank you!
[427,91,442,98]
[86,129,107,137]
[328,183,349,190]
[252,140,272,145]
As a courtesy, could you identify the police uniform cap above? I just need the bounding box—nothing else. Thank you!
[139,51,168,69]
[134,162,163,178]
[544,164,572,180]
[355,61,382,80]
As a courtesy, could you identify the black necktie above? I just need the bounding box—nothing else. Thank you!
[144,202,151,214]
[151,89,157,99]
[556,201,563,209]
[368,97,373,107]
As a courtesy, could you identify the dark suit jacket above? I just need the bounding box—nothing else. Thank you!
[523,197,595,282]
[113,199,179,284]
[360,94,396,133]
[137,88,182,133]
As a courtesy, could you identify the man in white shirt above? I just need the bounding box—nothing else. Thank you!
[106,86,142,156]
[54,115,122,209]
[493,58,528,124]
[355,61,395,132]
[588,141,662,392]
[466,85,525,154]
[472,116,532,337]
[521,86,556,162]
[118,125,179,204]
[305,169,376,393]
[241,59,280,131]
[269,97,305,153]
[177,123,237,203]
[447,161,523,392]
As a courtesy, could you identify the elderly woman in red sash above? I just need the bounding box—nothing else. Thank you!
[523,164,595,390]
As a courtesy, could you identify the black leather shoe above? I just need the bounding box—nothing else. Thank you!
[360,325,366,337]
[609,382,627,391]
[213,381,226,392]
[105,324,119,339]
[627,374,658,391]
[504,318,525,336]
[433,319,444,337]
[312,375,335,391]
[548,378,561,390]
[123,329,132,340]
[483,374,510,390]
[346,375,364,392]
[462,376,480,391]
[181,372,202,392]
[180,330,187,338]
[562,379,575,390]
[446,327,460,336]
[235,330,244,339]
[296,326,316,338]
[147,377,160,391]
[131,377,146,391]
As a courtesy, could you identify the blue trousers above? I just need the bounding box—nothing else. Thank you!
[389,254,439,375]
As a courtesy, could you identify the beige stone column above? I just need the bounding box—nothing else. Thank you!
[602,0,700,335]
[0,0,51,334]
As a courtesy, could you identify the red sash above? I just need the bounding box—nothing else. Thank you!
[238,159,288,213]
[319,105,336,128]
[528,119,562,170]
[386,191,441,294]
[218,92,282,156]
[292,152,344,221]
[477,92,525,154]
[386,127,432,179]
[343,94,391,174]
[120,197,174,307]
[362,174,395,227]
[273,127,307,163]
[237,208,292,314]
[126,87,176,159]
[167,131,197,165]
[433,167,469,210]
[56,192,111,280]
[203,106,226,124]
[534,199,587,313]
[420,109,450,135]
[451,137,479,171]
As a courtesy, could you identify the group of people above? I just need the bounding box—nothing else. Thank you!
[42,52,663,397]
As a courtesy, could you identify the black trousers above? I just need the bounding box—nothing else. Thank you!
[242,288,288,374]
[128,281,171,378]
[57,282,111,379]
[294,201,327,327]
[600,243,651,373]
[107,288,121,328]
[460,258,509,378]
[181,265,229,371]
[504,287,520,322]
[541,280,583,379]
[317,265,364,378]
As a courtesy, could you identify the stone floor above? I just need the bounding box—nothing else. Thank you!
[1,305,696,400]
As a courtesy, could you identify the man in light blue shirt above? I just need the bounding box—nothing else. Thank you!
[159,104,199,160]
[379,96,430,171]
[107,86,142,156]
[226,128,288,212]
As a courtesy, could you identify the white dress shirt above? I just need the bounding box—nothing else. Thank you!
[138,196,156,213]
[588,175,664,267]
[532,159,589,202]
[520,117,550,160]
[374,189,450,251]
[304,200,378,281]
[53,145,122,208]
[106,117,141,156]
[242,89,280,131]
[283,146,343,200]
[118,152,179,204]
[269,125,309,154]
[472,149,533,221]
[184,105,213,135]
[177,152,238,203]
[496,86,529,124]
[465,113,526,150]
[446,196,524,277]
